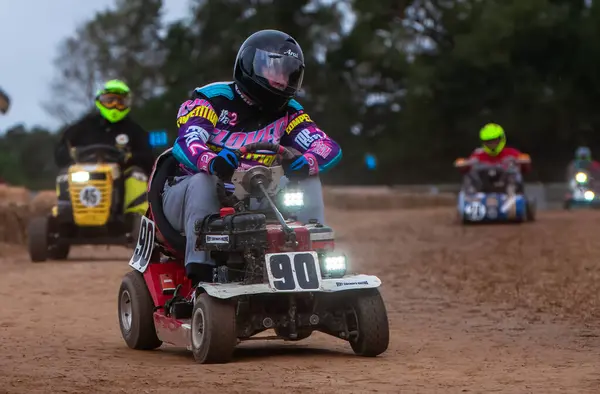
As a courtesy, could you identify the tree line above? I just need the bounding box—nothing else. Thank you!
[3,0,599,189]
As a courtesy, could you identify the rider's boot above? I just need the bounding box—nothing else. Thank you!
[164,264,213,319]
[164,283,191,318]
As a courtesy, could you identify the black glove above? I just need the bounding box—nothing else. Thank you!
[282,153,311,180]
[209,148,239,179]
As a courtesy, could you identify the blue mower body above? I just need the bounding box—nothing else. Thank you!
[458,191,529,223]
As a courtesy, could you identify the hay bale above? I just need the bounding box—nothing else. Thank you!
[0,185,35,244]
[0,185,456,244]
[30,190,56,216]
[0,203,31,244]
[0,242,25,258]
[0,185,30,205]
[323,187,455,210]
[0,188,54,245]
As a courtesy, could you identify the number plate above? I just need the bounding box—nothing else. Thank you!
[79,186,101,207]
[129,216,156,273]
[265,251,322,292]
[464,201,486,221]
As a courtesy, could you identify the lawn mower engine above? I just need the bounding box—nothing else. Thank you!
[195,209,336,284]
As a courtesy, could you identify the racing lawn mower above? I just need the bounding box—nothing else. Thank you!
[118,142,389,364]
[563,169,600,209]
[27,143,148,262]
[454,156,536,224]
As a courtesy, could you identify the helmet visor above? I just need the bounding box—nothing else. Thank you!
[253,49,304,93]
[97,93,130,110]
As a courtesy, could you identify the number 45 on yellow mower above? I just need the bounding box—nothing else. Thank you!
[27,142,151,262]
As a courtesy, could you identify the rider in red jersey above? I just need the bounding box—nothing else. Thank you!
[455,123,531,174]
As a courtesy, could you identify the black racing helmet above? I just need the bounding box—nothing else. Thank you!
[234,29,305,111]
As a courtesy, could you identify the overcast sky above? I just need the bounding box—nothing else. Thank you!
[0,0,188,133]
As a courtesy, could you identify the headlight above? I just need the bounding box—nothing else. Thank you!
[282,191,304,207]
[584,190,595,201]
[575,172,588,183]
[71,171,90,183]
[321,254,347,278]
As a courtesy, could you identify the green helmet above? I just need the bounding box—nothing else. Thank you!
[479,123,506,156]
[95,79,132,123]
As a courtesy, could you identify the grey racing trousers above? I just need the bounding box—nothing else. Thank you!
[162,172,325,267]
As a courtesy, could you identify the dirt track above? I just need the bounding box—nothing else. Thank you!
[1,208,599,393]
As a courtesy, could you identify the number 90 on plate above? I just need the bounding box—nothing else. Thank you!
[265,251,322,292]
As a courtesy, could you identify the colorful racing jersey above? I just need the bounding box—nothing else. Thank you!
[172,81,342,176]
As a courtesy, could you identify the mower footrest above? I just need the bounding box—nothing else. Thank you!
[153,313,191,349]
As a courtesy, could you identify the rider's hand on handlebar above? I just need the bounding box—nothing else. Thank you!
[282,153,311,180]
[209,148,239,179]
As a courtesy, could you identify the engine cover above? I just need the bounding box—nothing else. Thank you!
[195,212,268,251]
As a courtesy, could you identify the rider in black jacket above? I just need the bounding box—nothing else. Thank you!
[54,80,154,213]
[54,80,154,173]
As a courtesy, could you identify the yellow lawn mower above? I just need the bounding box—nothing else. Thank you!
[27,143,149,262]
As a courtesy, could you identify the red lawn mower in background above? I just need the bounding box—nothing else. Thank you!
[117,142,390,364]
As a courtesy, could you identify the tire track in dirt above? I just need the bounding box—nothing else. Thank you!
[0,209,599,393]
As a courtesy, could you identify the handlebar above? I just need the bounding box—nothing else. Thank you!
[71,144,127,163]
[455,156,529,172]
[215,142,296,203]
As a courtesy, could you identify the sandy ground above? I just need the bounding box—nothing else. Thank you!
[0,208,599,393]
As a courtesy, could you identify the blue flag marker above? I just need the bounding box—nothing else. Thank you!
[149,130,168,147]
[365,153,377,170]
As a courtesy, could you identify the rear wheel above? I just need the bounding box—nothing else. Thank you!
[348,289,389,357]
[118,271,162,350]
[191,293,237,364]
[27,216,49,262]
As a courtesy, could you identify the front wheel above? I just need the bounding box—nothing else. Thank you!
[27,216,49,262]
[118,271,162,350]
[348,289,389,357]
[191,293,237,364]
